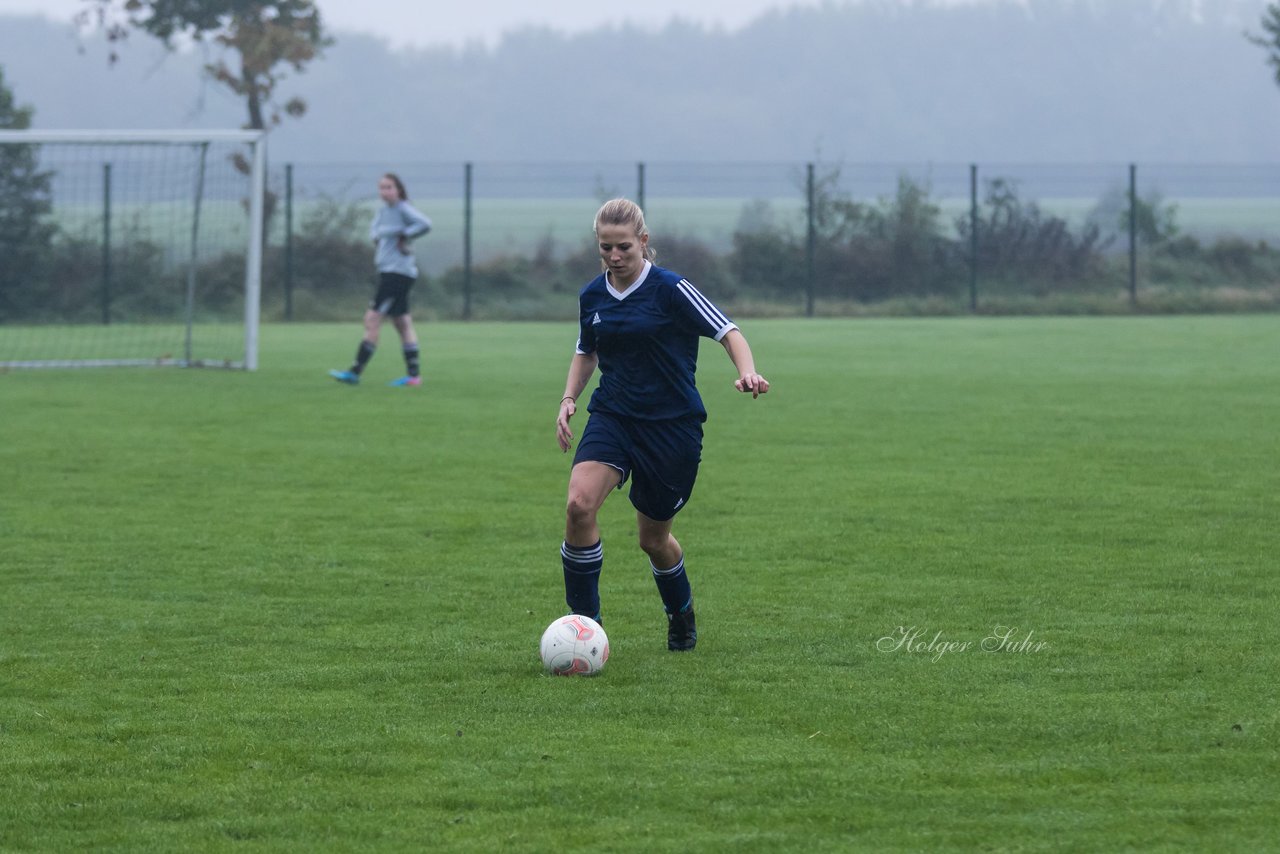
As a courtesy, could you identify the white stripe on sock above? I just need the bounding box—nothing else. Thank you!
[651,558,685,577]
[562,542,603,562]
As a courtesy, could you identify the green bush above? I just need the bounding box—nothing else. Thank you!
[286,196,376,295]
[956,178,1111,294]
[0,69,56,322]
[1147,235,1280,289]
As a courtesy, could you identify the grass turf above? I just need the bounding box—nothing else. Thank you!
[2,316,1278,851]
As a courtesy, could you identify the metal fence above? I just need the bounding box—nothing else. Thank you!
[270,161,1280,318]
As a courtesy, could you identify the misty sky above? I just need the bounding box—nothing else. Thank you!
[0,0,979,49]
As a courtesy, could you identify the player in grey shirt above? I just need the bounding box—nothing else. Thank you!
[330,173,432,386]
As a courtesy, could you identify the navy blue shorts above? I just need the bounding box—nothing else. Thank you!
[573,410,703,522]
[371,272,414,316]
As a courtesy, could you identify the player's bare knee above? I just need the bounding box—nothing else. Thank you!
[637,529,673,557]
[565,493,597,529]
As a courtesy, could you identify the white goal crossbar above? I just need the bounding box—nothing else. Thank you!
[0,129,266,370]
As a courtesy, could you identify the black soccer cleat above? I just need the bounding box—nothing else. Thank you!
[666,607,697,651]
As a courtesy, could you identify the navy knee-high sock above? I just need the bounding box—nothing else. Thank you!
[561,540,603,621]
[350,340,375,375]
[651,555,692,614]
[403,343,421,377]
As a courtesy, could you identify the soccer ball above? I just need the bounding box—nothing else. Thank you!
[540,615,609,676]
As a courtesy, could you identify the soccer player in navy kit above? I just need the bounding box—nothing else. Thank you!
[329,173,432,387]
[555,199,769,651]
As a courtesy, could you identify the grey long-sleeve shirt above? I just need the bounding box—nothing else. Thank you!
[370,201,432,277]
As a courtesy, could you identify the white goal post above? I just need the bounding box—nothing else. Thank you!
[0,129,266,370]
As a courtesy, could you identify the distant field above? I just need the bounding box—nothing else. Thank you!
[3,316,1278,850]
[47,194,1280,278]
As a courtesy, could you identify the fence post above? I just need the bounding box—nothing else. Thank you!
[284,163,294,322]
[463,162,473,320]
[969,163,979,313]
[805,162,815,317]
[101,162,112,325]
[183,142,209,366]
[637,162,646,211]
[1129,163,1138,307]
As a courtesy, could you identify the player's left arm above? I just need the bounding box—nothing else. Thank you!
[394,203,432,254]
[721,329,769,399]
[668,278,769,399]
[399,202,433,239]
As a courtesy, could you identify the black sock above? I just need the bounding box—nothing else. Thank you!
[351,340,375,375]
[404,344,421,378]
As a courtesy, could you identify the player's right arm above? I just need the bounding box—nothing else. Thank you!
[557,352,598,452]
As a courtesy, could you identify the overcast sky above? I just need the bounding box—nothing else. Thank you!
[0,0,984,49]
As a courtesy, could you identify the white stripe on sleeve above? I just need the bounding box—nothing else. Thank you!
[676,279,734,336]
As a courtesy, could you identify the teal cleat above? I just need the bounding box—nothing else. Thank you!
[389,375,422,387]
[328,369,359,385]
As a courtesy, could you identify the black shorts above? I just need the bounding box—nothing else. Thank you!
[370,272,415,316]
[573,410,703,522]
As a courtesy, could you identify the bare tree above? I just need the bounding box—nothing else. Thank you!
[1248,3,1280,90]
[79,0,331,131]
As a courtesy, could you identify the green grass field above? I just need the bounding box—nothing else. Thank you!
[3,317,1279,851]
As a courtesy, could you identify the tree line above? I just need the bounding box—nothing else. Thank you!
[5,1,1280,321]
[4,1,1280,162]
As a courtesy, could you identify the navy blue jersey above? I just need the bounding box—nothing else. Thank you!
[575,261,738,422]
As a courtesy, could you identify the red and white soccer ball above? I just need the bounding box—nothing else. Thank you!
[540,615,609,676]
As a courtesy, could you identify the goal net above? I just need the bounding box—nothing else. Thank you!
[0,130,265,370]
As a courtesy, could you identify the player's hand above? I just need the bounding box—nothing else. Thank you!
[397,236,411,255]
[735,373,769,399]
[556,399,577,452]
